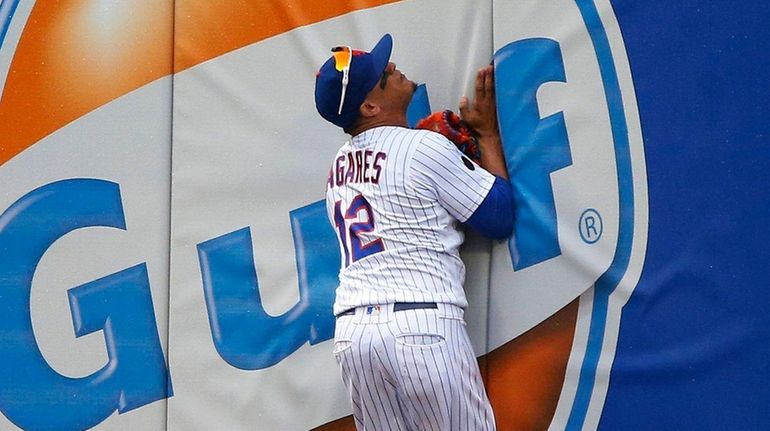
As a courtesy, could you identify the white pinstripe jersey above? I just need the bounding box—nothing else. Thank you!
[325,126,495,315]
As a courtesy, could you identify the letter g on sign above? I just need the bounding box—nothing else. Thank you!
[0,179,172,431]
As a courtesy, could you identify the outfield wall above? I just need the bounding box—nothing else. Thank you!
[1,1,768,430]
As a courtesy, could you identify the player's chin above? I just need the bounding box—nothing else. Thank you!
[405,83,417,105]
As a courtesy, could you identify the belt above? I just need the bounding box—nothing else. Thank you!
[337,302,438,317]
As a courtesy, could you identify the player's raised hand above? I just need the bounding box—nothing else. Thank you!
[460,65,508,178]
[459,65,498,138]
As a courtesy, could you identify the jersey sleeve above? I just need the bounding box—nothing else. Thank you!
[408,131,496,222]
[464,176,515,239]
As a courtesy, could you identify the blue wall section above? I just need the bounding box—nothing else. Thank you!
[602,1,770,429]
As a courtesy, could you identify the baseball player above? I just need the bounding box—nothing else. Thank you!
[315,34,514,430]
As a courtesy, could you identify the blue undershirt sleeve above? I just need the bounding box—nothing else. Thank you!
[464,176,515,240]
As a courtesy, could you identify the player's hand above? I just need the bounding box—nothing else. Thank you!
[459,65,498,139]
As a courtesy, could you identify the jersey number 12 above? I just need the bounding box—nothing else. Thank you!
[333,195,384,267]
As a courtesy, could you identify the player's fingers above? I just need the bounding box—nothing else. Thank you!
[479,66,493,100]
[484,66,495,97]
[459,96,469,117]
[475,68,484,98]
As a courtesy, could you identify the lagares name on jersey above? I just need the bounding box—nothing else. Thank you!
[327,149,387,188]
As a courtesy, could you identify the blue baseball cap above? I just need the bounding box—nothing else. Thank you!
[315,34,393,129]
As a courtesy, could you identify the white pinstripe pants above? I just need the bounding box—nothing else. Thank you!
[333,303,496,431]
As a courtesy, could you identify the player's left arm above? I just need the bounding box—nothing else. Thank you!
[464,176,514,240]
[459,65,508,179]
[457,65,514,239]
[409,131,513,240]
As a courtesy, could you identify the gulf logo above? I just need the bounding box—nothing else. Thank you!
[0,1,647,431]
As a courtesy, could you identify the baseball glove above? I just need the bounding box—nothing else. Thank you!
[416,110,481,163]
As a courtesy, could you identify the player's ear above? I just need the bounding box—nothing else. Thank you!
[359,100,380,118]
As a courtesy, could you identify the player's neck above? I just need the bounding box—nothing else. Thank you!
[348,112,408,136]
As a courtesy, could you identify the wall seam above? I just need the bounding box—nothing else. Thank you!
[164,0,177,430]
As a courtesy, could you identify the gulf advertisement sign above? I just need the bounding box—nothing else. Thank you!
[0,1,646,430]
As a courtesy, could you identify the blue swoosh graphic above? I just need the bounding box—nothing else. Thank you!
[565,0,636,429]
[0,0,20,50]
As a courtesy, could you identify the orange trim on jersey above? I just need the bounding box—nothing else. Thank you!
[0,0,400,166]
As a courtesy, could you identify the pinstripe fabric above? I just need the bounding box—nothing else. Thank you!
[333,305,495,430]
[326,126,497,430]
[326,126,495,316]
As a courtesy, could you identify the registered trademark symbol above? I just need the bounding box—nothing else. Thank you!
[579,208,603,244]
